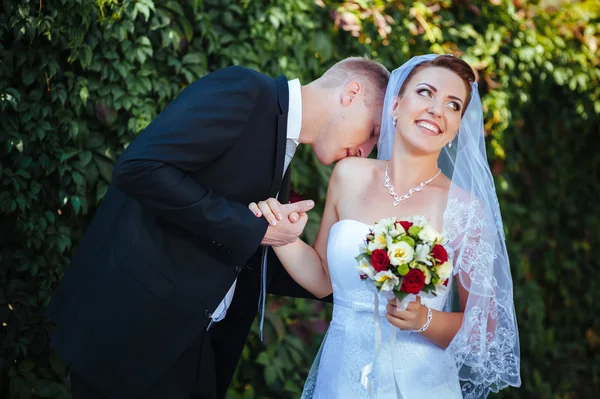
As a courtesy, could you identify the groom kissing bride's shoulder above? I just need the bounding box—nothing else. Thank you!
[46,57,391,399]
[251,54,521,399]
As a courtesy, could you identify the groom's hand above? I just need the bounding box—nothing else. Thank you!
[249,199,314,247]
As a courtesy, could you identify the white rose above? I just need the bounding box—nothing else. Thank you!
[374,270,400,291]
[357,259,377,279]
[418,224,442,243]
[414,243,432,266]
[437,261,453,282]
[388,241,414,266]
[368,233,388,252]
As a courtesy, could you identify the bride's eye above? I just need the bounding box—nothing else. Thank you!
[448,102,461,112]
[417,89,433,98]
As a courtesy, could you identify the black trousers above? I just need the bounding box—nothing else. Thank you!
[70,329,218,399]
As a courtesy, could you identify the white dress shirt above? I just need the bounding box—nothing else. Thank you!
[211,79,302,322]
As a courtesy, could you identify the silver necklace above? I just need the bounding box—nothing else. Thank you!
[384,163,441,206]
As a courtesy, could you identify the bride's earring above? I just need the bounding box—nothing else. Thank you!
[448,140,453,148]
[393,116,397,127]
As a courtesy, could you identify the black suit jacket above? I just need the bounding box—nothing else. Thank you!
[47,66,322,399]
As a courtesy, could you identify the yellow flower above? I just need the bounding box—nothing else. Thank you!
[368,233,388,252]
[357,259,377,279]
[374,270,399,291]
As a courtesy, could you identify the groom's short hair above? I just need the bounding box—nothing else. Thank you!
[316,57,390,107]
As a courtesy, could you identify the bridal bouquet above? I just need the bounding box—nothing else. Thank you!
[356,216,452,303]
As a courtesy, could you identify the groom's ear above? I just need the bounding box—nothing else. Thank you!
[341,81,362,107]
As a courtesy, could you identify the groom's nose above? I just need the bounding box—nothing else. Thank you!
[357,141,376,158]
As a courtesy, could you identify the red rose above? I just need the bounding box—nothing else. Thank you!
[432,244,448,264]
[370,249,390,272]
[397,221,413,232]
[400,269,426,294]
[443,279,449,287]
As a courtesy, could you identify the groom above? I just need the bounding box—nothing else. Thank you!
[47,57,389,399]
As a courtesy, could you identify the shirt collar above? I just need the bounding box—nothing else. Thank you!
[286,79,302,144]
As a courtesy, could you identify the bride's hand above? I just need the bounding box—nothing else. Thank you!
[385,296,428,331]
[248,198,314,226]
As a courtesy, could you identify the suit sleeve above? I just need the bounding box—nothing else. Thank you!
[112,66,268,265]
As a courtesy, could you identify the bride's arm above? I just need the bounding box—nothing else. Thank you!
[250,167,343,299]
[420,281,468,349]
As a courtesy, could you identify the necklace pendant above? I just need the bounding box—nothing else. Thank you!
[384,163,441,207]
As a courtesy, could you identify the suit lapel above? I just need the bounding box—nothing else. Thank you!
[267,75,289,198]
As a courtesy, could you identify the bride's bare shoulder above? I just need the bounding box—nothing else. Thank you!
[330,157,383,189]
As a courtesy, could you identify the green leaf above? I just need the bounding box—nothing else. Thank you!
[394,290,409,302]
[79,86,89,105]
[164,1,185,16]
[400,236,415,247]
[78,151,93,166]
[96,181,109,203]
[15,169,31,179]
[135,3,150,21]
[256,352,269,366]
[355,252,371,264]
[70,197,81,215]
[18,360,35,373]
[182,52,205,65]
[94,154,113,182]
[22,69,37,86]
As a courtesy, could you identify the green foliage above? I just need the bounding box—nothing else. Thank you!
[1,0,598,398]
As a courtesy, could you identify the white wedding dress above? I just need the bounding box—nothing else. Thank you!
[302,218,464,399]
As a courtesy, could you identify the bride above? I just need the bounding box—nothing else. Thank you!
[249,54,521,398]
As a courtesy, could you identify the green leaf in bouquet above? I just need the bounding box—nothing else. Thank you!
[421,285,437,296]
[394,290,408,302]
[400,235,415,247]
[398,264,409,276]
[355,253,371,263]
[408,225,422,238]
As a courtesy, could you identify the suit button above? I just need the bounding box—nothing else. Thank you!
[204,309,212,319]
[235,265,242,273]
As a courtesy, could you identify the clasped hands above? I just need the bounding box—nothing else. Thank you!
[249,197,314,247]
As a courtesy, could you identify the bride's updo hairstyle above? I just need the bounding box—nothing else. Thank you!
[396,55,476,115]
